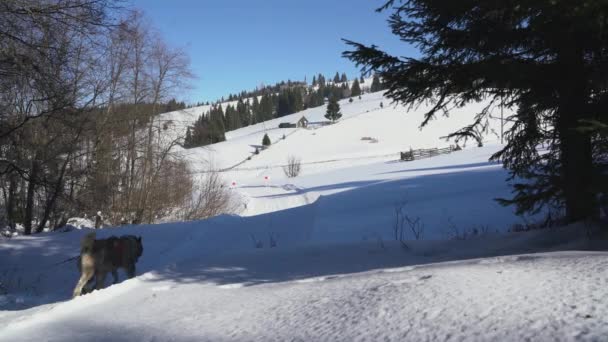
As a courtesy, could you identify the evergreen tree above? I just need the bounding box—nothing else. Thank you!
[370,74,382,92]
[250,96,260,125]
[258,93,274,122]
[333,72,340,83]
[312,75,317,86]
[318,74,326,88]
[225,104,241,131]
[307,88,324,108]
[289,88,304,113]
[341,73,348,83]
[209,105,226,143]
[277,91,291,117]
[360,75,365,84]
[236,99,249,127]
[351,78,362,97]
[184,126,192,148]
[344,0,608,223]
[331,85,343,100]
[341,82,351,98]
[262,133,271,147]
[325,96,342,122]
[189,114,213,147]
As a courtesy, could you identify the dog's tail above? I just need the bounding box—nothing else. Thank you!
[81,232,96,253]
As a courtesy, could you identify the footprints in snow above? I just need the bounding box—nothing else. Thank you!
[295,275,339,284]
[377,274,433,289]
[478,255,541,265]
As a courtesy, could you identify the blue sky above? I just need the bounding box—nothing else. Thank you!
[129,0,416,103]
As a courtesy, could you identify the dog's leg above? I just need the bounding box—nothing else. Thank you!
[126,264,136,278]
[95,271,108,290]
[112,269,119,284]
[73,269,94,298]
[83,276,96,294]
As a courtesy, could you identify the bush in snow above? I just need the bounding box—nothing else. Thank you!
[400,148,415,161]
[393,202,425,248]
[182,171,240,221]
[269,232,278,248]
[283,155,302,178]
[262,133,271,147]
[250,234,264,248]
[443,216,492,240]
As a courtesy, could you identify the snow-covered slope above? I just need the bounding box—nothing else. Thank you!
[178,92,506,174]
[2,90,606,341]
[1,221,606,341]
[177,91,511,222]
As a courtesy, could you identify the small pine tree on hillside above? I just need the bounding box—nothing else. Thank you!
[340,73,348,83]
[325,97,342,122]
[333,72,340,83]
[351,78,362,97]
[214,110,227,142]
[371,74,382,92]
[262,133,271,147]
[184,126,193,148]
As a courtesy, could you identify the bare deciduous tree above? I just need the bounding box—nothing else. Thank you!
[182,171,240,221]
[283,155,302,178]
[0,2,209,234]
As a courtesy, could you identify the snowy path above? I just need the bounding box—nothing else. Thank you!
[1,247,607,341]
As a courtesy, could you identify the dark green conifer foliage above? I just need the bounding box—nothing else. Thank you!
[370,75,382,92]
[344,0,608,222]
[351,78,362,97]
[325,96,342,122]
[184,126,192,148]
[262,133,271,146]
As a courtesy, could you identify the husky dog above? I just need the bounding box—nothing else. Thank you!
[73,232,143,297]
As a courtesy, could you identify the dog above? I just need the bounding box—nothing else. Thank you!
[73,232,143,298]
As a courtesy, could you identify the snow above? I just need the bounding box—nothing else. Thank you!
[1,90,607,341]
[175,92,506,173]
[1,225,607,341]
[65,217,96,230]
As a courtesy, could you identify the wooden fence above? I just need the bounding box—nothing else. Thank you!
[400,146,459,161]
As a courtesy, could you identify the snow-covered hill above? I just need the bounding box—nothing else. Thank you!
[1,90,606,341]
[174,91,506,174]
[175,91,511,220]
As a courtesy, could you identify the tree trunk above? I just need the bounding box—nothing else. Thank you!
[6,174,17,229]
[559,121,594,222]
[557,42,595,222]
[23,159,39,235]
[36,154,70,233]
